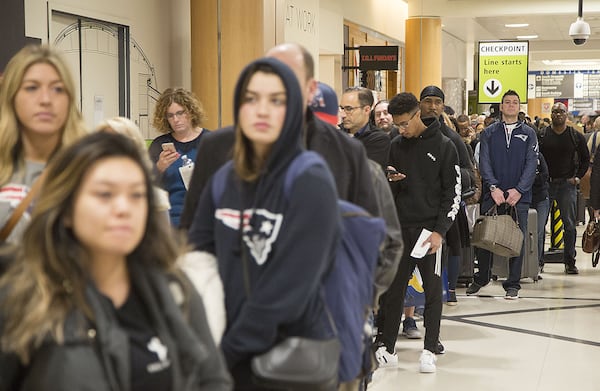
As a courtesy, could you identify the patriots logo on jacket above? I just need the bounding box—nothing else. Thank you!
[514,134,528,142]
[215,208,283,265]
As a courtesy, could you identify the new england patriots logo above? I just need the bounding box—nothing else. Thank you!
[215,208,283,265]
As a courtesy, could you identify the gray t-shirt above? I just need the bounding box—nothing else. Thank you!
[0,161,45,243]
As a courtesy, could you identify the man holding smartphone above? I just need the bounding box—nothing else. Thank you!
[375,92,460,373]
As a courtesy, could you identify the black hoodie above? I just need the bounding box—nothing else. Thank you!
[388,117,461,235]
[188,58,340,373]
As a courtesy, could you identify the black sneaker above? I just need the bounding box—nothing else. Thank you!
[446,290,457,306]
[434,340,445,355]
[466,282,482,295]
[565,264,579,274]
[505,288,519,300]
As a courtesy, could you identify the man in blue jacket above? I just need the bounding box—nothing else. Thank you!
[467,90,538,299]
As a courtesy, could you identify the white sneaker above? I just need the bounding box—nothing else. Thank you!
[419,349,437,373]
[375,346,398,368]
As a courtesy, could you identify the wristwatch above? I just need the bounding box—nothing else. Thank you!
[575,177,580,185]
[489,185,498,192]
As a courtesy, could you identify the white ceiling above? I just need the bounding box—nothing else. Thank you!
[407,0,600,69]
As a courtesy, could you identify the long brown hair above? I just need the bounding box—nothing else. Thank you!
[0,132,183,363]
[233,63,280,182]
[0,45,87,186]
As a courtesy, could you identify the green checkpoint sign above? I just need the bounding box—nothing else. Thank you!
[478,41,528,103]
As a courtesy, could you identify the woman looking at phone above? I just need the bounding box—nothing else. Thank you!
[149,88,208,226]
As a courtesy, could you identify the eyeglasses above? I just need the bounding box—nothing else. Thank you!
[166,110,186,120]
[395,110,419,129]
[339,105,363,114]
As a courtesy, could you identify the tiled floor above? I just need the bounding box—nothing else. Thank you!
[369,225,600,391]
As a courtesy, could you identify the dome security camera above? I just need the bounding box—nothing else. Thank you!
[569,17,591,45]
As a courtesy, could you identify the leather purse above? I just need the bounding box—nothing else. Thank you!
[251,336,340,390]
[582,219,600,254]
[471,204,523,258]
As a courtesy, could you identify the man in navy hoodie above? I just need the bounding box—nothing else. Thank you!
[466,90,538,299]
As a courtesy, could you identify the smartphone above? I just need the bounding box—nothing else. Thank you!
[161,142,176,152]
[385,168,399,176]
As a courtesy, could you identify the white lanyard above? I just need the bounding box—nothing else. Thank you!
[503,122,517,148]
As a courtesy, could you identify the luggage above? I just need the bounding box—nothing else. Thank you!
[457,245,475,287]
[577,190,586,226]
[492,208,539,282]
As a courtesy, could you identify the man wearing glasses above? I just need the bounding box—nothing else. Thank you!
[538,102,589,274]
[374,92,460,373]
[339,87,390,168]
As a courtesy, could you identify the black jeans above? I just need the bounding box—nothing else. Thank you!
[376,226,443,353]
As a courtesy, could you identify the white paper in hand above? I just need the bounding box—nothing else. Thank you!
[410,229,432,259]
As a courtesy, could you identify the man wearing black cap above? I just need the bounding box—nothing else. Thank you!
[419,85,475,306]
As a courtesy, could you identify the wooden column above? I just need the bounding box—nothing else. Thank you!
[191,0,264,129]
[405,17,442,98]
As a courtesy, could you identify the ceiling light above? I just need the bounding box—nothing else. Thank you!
[517,35,538,39]
[505,23,529,28]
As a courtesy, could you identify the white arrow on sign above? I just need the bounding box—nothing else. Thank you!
[484,79,502,98]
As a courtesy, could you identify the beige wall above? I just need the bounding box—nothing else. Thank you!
[25,0,471,131]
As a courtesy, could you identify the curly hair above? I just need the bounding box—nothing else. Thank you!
[152,88,205,134]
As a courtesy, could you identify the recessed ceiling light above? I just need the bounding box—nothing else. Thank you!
[517,35,538,39]
[506,23,529,28]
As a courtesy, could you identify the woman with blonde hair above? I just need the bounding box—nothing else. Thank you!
[149,88,208,227]
[0,132,232,390]
[0,44,87,244]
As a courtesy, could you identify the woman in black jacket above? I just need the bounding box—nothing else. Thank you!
[0,132,231,391]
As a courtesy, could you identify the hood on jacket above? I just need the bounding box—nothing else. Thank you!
[233,57,305,178]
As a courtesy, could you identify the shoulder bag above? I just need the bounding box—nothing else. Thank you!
[582,218,600,254]
[471,204,523,258]
[0,171,46,241]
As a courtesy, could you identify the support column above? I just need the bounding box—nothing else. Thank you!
[404,17,442,97]
[191,0,265,129]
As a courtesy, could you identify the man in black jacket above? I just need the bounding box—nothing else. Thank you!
[418,86,475,306]
[374,92,460,373]
[180,43,378,224]
[340,87,391,169]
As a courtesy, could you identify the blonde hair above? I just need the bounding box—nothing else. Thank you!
[0,132,183,363]
[152,87,205,134]
[0,45,88,185]
[95,117,151,172]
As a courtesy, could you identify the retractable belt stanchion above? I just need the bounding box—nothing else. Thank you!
[544,199,564,263]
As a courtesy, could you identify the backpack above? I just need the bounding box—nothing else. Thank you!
[211,151,386,383]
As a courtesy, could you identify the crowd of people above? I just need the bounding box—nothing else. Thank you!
[0,41,598,391]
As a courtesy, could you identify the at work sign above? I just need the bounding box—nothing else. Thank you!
[478,41,529,104]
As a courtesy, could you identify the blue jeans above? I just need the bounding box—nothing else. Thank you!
[474,201,529,291]
[533,198,550,267]
[548,181,577,265]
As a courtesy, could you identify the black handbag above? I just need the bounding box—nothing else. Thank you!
[238,216,340,390]
[251,336,340,390]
